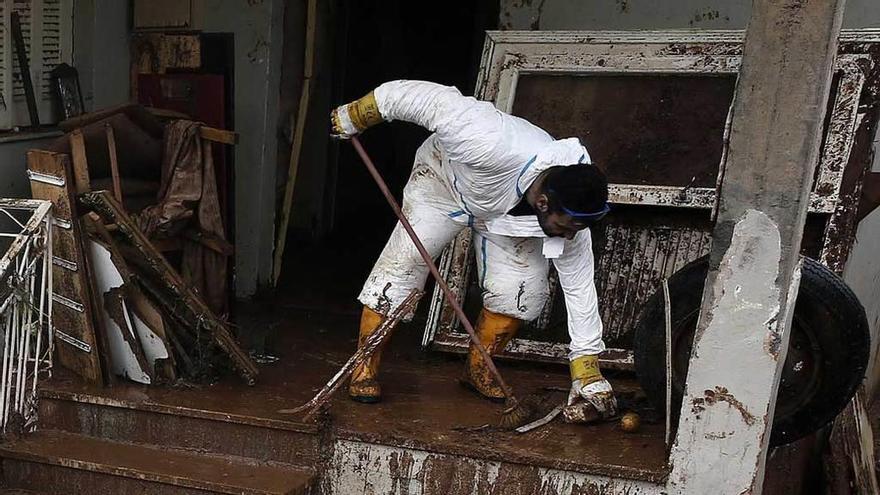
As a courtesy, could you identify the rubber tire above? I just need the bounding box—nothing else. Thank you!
[633,255,869,447]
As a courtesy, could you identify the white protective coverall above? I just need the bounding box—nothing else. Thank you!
[357,80,605,359]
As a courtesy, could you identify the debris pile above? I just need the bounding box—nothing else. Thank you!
[25,104,256,386]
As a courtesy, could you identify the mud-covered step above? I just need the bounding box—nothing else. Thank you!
[0,430,314,495]
[39,390,319,468]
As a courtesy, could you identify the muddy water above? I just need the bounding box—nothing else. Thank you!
[45,308,668,481]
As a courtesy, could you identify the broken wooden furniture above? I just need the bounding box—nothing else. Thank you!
[27,145,255,385]
[0,199,53,433]
[55,105,237,315]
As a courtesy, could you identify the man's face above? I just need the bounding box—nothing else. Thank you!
[537,206,588,240]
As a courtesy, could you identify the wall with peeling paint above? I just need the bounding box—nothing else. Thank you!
[499,0,880,30]
[191,0,285,297]
[326,439,661,495]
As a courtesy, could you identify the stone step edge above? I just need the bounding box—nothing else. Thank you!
[41,389,667,483]
[39,388,318,435]
[36,426,318,474]
[0,432,315,495]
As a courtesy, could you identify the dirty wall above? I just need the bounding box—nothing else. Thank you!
[499,0,880,30]
[192,0,285,298]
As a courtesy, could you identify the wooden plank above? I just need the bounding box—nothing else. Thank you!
[144,107,190,120]
[11,12,39,128]
[27,151,103,385]
[68,130,91,194]
[272,0,318,285]
[199,127,237,145]
[104,223,231,255]
[129,288,177,382]
[827,386,879,494]
[105,125,123,203]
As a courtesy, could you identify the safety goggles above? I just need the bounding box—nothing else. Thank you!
[561,202,611,225]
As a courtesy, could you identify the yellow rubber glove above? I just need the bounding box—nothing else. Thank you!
[330,91,383,139]
[564,355,618,422]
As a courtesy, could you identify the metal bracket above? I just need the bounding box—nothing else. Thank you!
[52,293,85,313]
[52,256,77,272]
[26,170,65,187]
[52,218,72,230]
[54,329,92,353]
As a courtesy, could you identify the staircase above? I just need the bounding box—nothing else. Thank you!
[0,389,319,494]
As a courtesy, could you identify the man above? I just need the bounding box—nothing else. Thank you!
[331,80,616,421]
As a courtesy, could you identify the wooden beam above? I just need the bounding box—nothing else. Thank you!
[143,107,190,120]
[666,0,845,492]
[27,151,104,385]
[11,12,39,128]
[273,0,318,285]
[827,386,880,494]
[105,124,123,203]
[199,127,238,145]
[68,129,91,194]
[103,223,232,256]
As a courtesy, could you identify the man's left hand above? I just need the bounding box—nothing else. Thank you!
[330,91,384,140]
[563,378,618,423]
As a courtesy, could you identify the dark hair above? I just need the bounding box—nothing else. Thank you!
[543,165,609,216]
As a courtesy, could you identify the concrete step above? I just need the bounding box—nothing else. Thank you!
[0,430,315,495]
[39,389,320,468]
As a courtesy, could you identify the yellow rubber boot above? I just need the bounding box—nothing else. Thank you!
[460,309,521,402]
[348,307,386,403]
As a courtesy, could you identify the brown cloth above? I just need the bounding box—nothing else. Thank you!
[138,120,228,315]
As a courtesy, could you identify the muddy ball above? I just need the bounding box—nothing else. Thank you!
[619,412,641,433]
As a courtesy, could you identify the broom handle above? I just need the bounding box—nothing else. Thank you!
[351,136,517,402]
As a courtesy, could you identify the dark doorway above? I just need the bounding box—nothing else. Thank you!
[278,0,498,315]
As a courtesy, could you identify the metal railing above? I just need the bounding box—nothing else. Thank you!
[0,199,53,433]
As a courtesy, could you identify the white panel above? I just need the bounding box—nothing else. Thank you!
[130,311,169,373]
[88,240,151,385]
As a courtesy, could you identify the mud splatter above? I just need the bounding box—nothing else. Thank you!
[246,36,269,64]
[692,386,756,426]
[516,281,527,313]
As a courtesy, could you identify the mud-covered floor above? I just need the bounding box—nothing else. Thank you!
[44,302,668,481]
